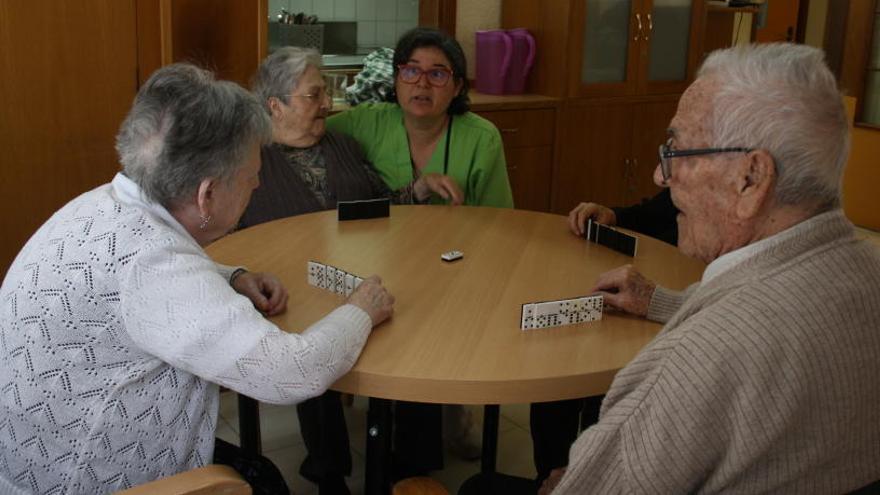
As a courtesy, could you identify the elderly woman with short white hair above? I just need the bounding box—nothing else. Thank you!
[0,63,394,495]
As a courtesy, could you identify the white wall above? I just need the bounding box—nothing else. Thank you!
[455,0,501,78]
[269,0,419,51]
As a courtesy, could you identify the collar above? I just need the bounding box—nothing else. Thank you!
[701,210,841,285]
[110,172,200,246]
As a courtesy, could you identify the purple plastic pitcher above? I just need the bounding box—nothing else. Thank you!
[475,30,512,95]
[504,28,536,94]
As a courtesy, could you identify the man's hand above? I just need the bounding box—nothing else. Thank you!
[232,271,289,316]
[414,173,464,205]
[568,202,617,236]
[347,275,395,326]
[538,467,566,495]
[592,264,656,317]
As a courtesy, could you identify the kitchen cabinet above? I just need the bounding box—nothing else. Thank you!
[472,94,560,212]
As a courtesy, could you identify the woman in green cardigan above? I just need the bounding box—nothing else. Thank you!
[327,28,514,209]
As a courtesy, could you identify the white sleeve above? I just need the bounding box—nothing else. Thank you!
[120,239,372,404]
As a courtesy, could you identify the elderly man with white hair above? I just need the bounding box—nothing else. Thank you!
[540,43,880,494]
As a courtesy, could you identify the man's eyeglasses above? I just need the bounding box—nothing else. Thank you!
[658,138,752,182]
[397,64,453,87]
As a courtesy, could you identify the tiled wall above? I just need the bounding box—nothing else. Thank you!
[269,0,419,51]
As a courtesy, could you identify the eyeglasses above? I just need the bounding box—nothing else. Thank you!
[658,138,752,182]
[278,88,330,104]
[397,64,454,87]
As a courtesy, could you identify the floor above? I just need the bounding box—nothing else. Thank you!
[216,394,537,495]
[215,227,880,495]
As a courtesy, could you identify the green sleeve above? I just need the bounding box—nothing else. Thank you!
[468,129,514,208]
[326,109,356,137]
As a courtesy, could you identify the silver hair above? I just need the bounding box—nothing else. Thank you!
[252,47,323,113]
[115,63,271,208]
[698,43,850,210]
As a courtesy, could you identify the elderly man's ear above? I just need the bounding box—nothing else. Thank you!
[734,150,776,220]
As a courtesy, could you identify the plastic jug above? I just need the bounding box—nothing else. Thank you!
[504,28,536,94]
[475,30,512,95]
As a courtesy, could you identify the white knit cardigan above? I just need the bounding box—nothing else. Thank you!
[0,173,372,494]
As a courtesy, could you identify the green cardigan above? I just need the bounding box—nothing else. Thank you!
[326,103,514,208]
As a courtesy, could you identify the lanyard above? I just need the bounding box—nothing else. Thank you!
[443,114,453,175]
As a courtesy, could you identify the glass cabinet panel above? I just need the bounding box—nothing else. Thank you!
[581,0,633,84]
[647,0,692,82]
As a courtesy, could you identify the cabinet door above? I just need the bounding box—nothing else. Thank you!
[569,0,642,97]
[553,102,634,213]
[507,147,554,212]
[627,99,678,204]
[479,109,556,212]
[642,0,704,95]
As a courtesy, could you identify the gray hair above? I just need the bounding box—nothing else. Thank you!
[115,63,271,208]
[698,43,850,210]
[252,47,323,113]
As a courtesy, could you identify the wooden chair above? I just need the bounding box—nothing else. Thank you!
[114,464,251,495]
[392,476,449,495]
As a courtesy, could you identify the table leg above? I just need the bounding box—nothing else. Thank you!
[237,394,262,455]
[481,404,499,474]
[365,397,393,495]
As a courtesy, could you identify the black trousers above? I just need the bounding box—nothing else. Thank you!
[530,396,603,484]
[214,437,290,495]
[296,391,444,483]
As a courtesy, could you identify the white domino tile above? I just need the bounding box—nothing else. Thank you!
[306,261,365,298]
[335,270,346,295]
[344,274,355,296]
[520,295,603,331]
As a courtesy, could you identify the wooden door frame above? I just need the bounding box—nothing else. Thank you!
[135,0,268,87]
[419,0,457,35]
[826,0,877,123]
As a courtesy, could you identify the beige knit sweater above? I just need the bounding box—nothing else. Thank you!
[554,210,880,494]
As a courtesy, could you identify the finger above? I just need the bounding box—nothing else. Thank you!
[444,180,464,205]
[266,291,288,316]
[591,267,626,293]
[567,207,581,235]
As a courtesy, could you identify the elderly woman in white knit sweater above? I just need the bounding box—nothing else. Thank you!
[0,63,394,495]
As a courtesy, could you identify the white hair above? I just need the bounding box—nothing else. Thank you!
[115,64,271,207]
[698,43,850,210]
[252,47,323,113]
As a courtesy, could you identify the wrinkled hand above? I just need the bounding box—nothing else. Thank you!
[568,202,617,236]
[347,275,395,326]
[414,173,464,205]
[538,467,566,495]
[232,271,289,316]
[591,264,656,317]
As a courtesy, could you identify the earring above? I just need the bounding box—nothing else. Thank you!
[199,215,211,230]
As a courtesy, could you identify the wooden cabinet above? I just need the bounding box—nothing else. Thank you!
[568,0,704,98]
[554,97,675,212]
[472,94,560,212]
[503,0,702,214]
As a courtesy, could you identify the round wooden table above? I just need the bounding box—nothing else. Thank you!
[207,205,704,493]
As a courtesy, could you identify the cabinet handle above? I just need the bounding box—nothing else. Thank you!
[623,158,630,179]
[500,128,519,133]
[634,14,643,41]
[647,13,653,37]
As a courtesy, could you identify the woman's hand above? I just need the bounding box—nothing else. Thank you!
[232,271,289,316]
[591,265,656,317]
[347,275,395,326]
[567,202,617,236]
[414,173,464,205]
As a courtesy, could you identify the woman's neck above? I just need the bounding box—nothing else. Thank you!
[404,113,449,146]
